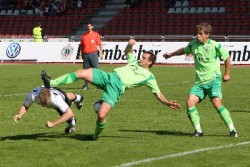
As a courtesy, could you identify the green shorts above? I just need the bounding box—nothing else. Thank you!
[189,77,222,102]
[92,68,123,108]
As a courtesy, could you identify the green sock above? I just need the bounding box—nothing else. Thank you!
[187,106,202,132]
[217,106,235,131]
[51,72,78,87]
[93,120,107,140]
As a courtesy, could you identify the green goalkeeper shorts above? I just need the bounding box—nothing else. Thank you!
[92,68,123,107]
[189,77,222,102]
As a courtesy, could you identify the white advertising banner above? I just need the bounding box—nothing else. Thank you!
[0,42,250,64]
[0,42,80,63]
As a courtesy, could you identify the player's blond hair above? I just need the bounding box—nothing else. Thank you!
[39,88,51,106]
[196,22,213,35]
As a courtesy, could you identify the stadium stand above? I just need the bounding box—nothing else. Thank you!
[0,0,102,37]
[99,0,249,36]
[0,0,249,41]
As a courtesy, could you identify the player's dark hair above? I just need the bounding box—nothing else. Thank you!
[144,51,156,68]
[39,88,51,107]
[85,21,93,26]
[35,22,41,27]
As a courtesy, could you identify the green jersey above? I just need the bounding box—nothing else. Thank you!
[114,53,160,94]
[184,39,229,85]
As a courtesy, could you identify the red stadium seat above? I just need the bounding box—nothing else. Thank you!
[3,0,249,37]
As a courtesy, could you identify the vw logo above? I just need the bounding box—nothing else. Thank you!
[6,43,21,58]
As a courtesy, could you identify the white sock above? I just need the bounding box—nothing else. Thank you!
[70,118,76,126]
[229,123,235,131]
[195,124,202,133]
[74,95,81,102]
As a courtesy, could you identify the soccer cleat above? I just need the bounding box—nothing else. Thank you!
[92,134,99,140]
[65,118,76,134]
[82,85,89,91]
[75,95,85,110]
[230,130,238,137]
[65,124,75,134]
[193,130,203,137]
[41,70,51,88]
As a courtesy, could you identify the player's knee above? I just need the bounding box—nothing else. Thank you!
[212,98,222,109]
[186,99,195,107]
[186,98,199,108]
[186,95,199,107]
[97,111,107,121]
[76,69,89,78]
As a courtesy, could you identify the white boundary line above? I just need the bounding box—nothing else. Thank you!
[0,93,27,97]
[115,141,250,167]
[0,81,191,98]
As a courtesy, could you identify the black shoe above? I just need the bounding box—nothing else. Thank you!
[82,85,89,91]
[230,130,238,137]
[193,130,203,137]
[75,95,85,110]
[41,70,51,88]
[65,124,75,134]
[65,118,76,134]
[92,134,99,140]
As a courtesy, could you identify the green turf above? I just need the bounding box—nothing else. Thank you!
[0,64,250,167]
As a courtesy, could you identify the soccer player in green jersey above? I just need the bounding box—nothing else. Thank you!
[163,22,238,137]
[41,38,181,140]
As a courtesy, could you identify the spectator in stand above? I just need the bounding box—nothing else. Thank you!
[23,0,32,10]
[56,0,66,16]
[71,0,77,8]
[165,0,175,8]
[126,0,143,8]
[30,0,42,14]
[1,0,16,10]
[76,0,82,8]
[49,0,65,16]
[43,1,52,16]
[35,0,48,17]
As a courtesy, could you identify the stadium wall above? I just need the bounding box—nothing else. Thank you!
[1,42,250,64]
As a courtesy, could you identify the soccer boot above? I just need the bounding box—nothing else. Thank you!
[65,118,76,134]
[193,130,203,137]
[75,95,85,110]
[65,124,75,134]
[230,130,238,137]
[41,70,51,88]
[82,86,89,91]
[92,134,99,140]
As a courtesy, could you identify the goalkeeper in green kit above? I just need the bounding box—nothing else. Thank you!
[41,38,181,140]
[163,22,238,137]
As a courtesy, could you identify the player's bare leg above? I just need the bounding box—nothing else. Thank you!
[92,102,111,140]
[41,69,93,87]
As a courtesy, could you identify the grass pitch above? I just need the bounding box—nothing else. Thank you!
[0,64,250,167]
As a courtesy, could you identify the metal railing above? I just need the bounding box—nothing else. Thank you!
[73,35,250,42]
[1,35,250,42]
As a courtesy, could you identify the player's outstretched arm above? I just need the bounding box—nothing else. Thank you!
[154,93,181,110]
[46,108,74,128]
[99,43,104,59]
[124,38,136,56]
[223,57,231,82]
[14,105,28,122]
[163,48,185,59]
